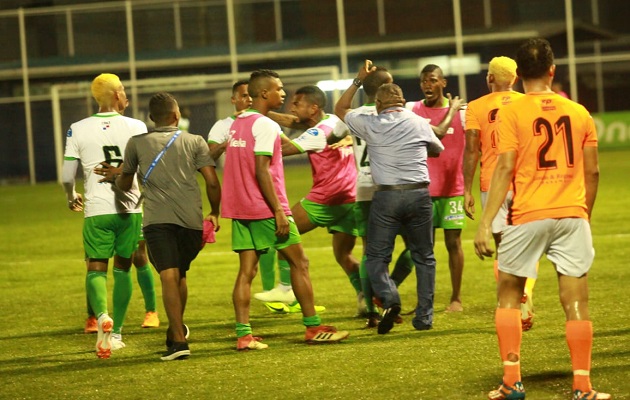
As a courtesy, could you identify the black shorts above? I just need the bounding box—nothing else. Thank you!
[143,224,202,277]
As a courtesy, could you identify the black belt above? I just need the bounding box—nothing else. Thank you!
[375,182,429,191]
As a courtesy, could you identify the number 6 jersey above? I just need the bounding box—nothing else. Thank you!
[497,93,598,225]
[64,112,146,217]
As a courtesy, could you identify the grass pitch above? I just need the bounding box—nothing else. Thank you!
[0,151,629,399]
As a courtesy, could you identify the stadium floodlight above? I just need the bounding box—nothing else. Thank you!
[316,79,356,91]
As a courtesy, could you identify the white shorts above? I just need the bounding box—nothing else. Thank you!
[497,218,594,279]
[481,190,512,234]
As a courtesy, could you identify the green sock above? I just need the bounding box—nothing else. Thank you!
[278,258,291,287]
[113,267,132,334]
[135,264,157,312]
[259,249,277,291]
[390,249,414,287]
[359,255,377,313]
[348,271,362,294]
[302,314,322,327]
[236,322,252,338]
[86,271,108,318]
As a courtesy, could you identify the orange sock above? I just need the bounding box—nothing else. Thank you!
[493,260,499,282]
[495,308,522,386]
[566,320,593,392]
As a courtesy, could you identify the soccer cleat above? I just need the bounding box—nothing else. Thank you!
[365,312,381,328]
[84,316,98,334]
[237,334,269,351]
[141,311,160,328]
[572,389,611,400]
[305,325,349,344]
[161,342,190,361]
[111,333,126,350]
[253,286,296,303]
[287,302,326,314]
[487,381,526,400]
[378,305,401,334]
[520,293,534,331]
[95,314,113,359]
[264,302,290,314]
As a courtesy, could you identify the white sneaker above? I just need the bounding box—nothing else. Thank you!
[111,333,126,350]
[253,286,296,303]
[96,314,113,359]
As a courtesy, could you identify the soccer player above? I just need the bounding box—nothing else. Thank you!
[262,85,363,316]
[222,69,349,350]
[207,80,292,313]
[474,38,609,400]
[116,92,221,360]
[62,73,144,358]
[463,56,536,331]
[406,64,466,312]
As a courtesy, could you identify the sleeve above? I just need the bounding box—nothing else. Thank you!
[459,107,467,129]
[63,125,79,160]
[291,127,327,152]
[496,108,519,154]
[253,117,281,156]
[404,101,415,111]
[583,111,598,148]
[465,102,480,131]
[194,136,216,169]
[343,111,368,140]
[332,118,350,138]
[133,120,148,136]
[122,138,139,175]
[208,118,232,144]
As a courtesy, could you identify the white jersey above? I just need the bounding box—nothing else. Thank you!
[207,115,235,144]
[64,112,145,217]
[350,104,377,202]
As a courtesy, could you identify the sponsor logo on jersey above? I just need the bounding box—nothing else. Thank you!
[306,128,320,136]
[229,137,247,147]
[444,215,465,221]
[66,128,73,137]
[541,98,556,111]
[101,121,111,131]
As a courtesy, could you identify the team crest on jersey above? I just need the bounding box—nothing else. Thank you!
[101,121,111,130]
[66,128,72,137]
[306,128,320,136]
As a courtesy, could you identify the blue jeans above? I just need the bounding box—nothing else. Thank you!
[365,188,436,328]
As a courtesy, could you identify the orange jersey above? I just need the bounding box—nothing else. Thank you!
[497,92,597,225]
[465,91,524,192]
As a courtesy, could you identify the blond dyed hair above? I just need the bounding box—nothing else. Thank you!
[488,56,517,85]
[91,73,122,106]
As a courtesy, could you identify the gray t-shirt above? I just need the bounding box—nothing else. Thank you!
[344,107,443,186]
[123,127,215,230]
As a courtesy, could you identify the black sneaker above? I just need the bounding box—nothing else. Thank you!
[166,324,190,349]
[161,342,190,361]
[378,305,401,334]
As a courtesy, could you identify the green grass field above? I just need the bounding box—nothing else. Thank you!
[1,151,629,400]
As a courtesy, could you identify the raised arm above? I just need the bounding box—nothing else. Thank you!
[431,93,466,139]
[267,111,308,130]
[334,59,376,122]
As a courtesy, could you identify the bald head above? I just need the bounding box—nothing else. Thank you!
[375,83,405,113]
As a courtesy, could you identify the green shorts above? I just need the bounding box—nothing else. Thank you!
[83,213,142,259]
[301,198,358,236]
[232,217,301,252]
[353,201,371,237]
[432,196,466,230]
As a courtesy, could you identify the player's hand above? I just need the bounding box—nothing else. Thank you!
[446,93,466,111]
[464,191,475,220]
[68,193,83,212]
[94,162,120,183]
[474,222,494,260]
[274,210,290,237]
[330,135,353,149]
[205,213,220,232]
[357,59,377,82]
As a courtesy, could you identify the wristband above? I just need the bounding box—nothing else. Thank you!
[352,78,362,87]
